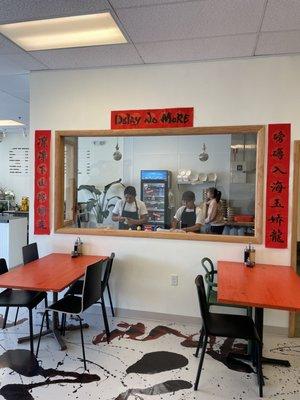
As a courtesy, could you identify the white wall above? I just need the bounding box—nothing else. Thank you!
[0,90,29,203]
[30,55,300,328]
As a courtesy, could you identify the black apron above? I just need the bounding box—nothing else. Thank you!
[181,206,196,229]
[119,200,139,230]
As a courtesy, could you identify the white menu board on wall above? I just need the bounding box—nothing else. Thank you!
[9,147,29,175]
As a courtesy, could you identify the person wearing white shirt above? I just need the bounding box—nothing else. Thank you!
[171,191,203,233]
[205,187,225,234]
[112,186,148,230]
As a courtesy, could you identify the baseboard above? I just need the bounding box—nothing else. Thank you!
[86,305,288,334]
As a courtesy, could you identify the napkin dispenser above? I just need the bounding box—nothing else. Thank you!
[71,237,83,257]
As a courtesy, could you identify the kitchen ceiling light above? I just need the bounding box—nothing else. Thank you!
[0,120,25,127]
[0,13,127,51]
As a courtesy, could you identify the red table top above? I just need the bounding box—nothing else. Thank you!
[217,261,300,311]
[0,253,108,292]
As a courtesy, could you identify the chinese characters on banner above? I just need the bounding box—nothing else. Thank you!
[111,107,194,129]
[34,130,51,235]
[265,124,290,248]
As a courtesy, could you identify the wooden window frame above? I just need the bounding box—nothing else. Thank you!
[54,125,265,243]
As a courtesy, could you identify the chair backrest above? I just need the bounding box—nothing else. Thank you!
[195,275,210,333]
[0,258,8,275]
[102,252,115,290]
[22,243,39,265]
[81,260,104,312]
[201,257,215,285]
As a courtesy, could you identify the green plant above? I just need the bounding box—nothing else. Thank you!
[78,178,124,224]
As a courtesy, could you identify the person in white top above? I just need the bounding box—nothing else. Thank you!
[112,186,148,230]
[205,187,225,234]
[171,191,203,233]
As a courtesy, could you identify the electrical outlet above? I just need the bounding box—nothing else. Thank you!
[171,274,178,286]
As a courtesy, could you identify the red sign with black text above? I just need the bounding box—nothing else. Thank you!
[34,130,51,235]
[111,107,194,129]
[265,124,290,248]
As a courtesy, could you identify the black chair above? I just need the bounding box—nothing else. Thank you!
[12,243,49,327]
[0,258,18,329]
[22,242,39,265]
[36,260,105,370]
[194,275,263,397]
[64,253,115,339]
[0,258,48,353]
[196,257,253,356]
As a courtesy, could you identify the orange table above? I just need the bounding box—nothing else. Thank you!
[217,261,300,367]
[0,253,108,350]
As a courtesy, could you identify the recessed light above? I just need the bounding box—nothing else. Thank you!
[0,13,127,51]
[0,120,25,127]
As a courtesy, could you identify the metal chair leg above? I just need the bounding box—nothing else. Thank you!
[62,313,67,336]
[36,311,47,357]
[194,328,204,357]
[2,307,9,329]
[29,309,34,354]
[14,307,19,326]
[79,317,87,370]
[100,297,110,343]
[256,341,264,397]
[194,335,208,391]
[44,297,50,330]
[107,283,115,317]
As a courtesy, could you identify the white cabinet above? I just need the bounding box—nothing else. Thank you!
[0,217,27,268]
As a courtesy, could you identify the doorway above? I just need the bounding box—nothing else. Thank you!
[290,140,300,337]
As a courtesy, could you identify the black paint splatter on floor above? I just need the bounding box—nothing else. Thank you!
[115,379,193,400]
[126,351,188,374]
[0,349,100,399]
[93,322,197,347]
[94,322,252,373]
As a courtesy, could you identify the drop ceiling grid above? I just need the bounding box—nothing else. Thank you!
[0,0,299,74]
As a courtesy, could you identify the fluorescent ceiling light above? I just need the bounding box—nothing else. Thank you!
[0,120,25,127]
[0,13,127,51]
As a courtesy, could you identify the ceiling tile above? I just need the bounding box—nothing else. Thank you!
[0,55,30,74]
[256,31,300,55]
[0,0,110,24]
[29,44,143,69]
[262,0,300,31]
[116,0,265,42]
[111,0,190,8]
[6,53,47,71]
[136,34,257,63]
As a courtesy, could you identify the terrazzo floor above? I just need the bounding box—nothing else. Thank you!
[0,308,299,400]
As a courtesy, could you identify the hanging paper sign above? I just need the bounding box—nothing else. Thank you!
[111,107,194,129]
[34,130,51,235]
[265,124,290,248]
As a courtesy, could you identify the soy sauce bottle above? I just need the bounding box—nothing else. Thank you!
[244,245,250,263]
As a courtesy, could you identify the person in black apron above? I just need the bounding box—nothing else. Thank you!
[112,186,148,230]
[119,199,139,230]
[172,191,202,233]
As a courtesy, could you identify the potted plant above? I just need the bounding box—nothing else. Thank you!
[78,178,124,224]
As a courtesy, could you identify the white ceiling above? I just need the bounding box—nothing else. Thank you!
[0,0,300,101]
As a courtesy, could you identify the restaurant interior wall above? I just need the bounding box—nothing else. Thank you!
[0,90,29,203]
[30,55,300,329]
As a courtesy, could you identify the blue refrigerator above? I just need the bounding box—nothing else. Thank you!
[141,170,172,228]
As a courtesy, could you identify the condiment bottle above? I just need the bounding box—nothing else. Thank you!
[248,243,255,266]
[244,245,250,264]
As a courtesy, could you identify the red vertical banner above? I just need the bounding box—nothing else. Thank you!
[34,130,51,235]
[265,124,290,248]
